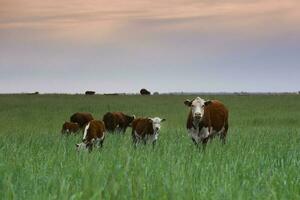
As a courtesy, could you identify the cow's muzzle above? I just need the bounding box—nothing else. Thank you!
[194,113,202,119]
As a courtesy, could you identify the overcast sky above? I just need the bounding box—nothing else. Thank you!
[0,0,299,93]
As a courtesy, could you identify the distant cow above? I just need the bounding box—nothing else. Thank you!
[61,122,80,134]
[85,91,95,95]
[27,91,39,95]
[140,89,151,95]
[184,97,229,146]
[76,120,106,152]
[70,112,94,128]
[131,117,166,147]
[102,112,135,133]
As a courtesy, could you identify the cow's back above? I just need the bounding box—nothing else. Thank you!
[112,112,125,124]
[86,120,105,141]
[70,112,94,128]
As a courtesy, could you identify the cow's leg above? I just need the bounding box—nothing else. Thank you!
[99,140,104,148]
[152,140,157,148]
[87,143,93,152]
[192,138,198,146]
[220,124,228,144]
[201,137,209,151]
[220,133,227,144]
[192,138,202,150]
[95,139,104,149]
[143,138,147,145]
[121,127,127,134]
[132,132,138,148]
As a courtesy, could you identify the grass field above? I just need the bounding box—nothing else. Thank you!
[0,94,300,200]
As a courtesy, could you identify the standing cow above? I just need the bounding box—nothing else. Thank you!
[76,120,106,152]
[140,88,151,95]
[184,97,229,146]
[70,112,94,128]
[131,117,166,147]
[102,112,135,133]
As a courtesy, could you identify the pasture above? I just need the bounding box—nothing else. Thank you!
[0,94,300,199]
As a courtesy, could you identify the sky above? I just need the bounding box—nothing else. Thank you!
[0,0,299,93]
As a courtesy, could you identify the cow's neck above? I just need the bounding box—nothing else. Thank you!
[192,118,206,132]
[192,118,200,129]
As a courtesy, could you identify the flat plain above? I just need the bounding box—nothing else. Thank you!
[0,94,300,200]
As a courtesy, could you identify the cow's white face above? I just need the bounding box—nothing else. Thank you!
[184,97,206,120]
[149,117,166,132]
[76,142,88,151]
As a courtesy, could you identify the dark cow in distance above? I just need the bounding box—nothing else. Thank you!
[61,122,80,134]
[85,91,95,95]
[76,120,106,152]
[184,97,229,147]
[131,117,166,147]
[70,112,94,128]
[103,112,135,133]
[140,88,151,95]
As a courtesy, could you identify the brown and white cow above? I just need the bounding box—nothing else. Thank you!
[131,117,166,147]
[70,112,94,128]
[61,122,80,134]
[102,112,135,133]
[76,120,106,152]
[184,97,229,146]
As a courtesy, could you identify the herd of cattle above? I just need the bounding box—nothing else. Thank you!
[61,97,229,152]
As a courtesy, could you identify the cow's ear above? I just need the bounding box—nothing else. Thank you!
[161,118,166,122]
[184,100,192,107]
[148,118,153,121]
[204,100,212,106]
[75,144,79,147]
[132,115,136,119]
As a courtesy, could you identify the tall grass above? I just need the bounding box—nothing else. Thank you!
[0,94,299,199]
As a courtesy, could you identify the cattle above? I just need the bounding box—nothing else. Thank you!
[70,112,94,128]
[76,120,106,152]
[85,91,95,95]
[184,97,229,147]
[102,112,135,133]
[61,122,80,134]
[27,91,39,95]
[131,117,166,147]
[140,88,151,95]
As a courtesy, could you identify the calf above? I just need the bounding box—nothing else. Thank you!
[76,120,106,152]
[131,117,166,147]
[184,97,229,146]
[61,122,80,134]
[102,112,135,133]
[70,112,94,128]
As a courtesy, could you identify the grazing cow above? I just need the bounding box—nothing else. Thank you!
[140,88,151,95]
[70,112,94,128]
[76,120,106,152]
[102,112,135,133]
[85,91,95,95]
[184,97,229,146]
[61,122,80,134]
[131,117,166,147]
[27,91,39,95]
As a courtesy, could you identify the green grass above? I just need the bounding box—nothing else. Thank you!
[0,94,300,200]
